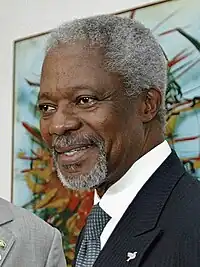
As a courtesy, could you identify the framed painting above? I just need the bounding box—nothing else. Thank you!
[12,0,200,265]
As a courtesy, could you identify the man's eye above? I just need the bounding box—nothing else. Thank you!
[38,104,55,114]
[78,97,97,106]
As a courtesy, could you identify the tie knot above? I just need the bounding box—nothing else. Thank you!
[85,204,111,240]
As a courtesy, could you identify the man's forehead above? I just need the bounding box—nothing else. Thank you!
[41,43,107,82]
[40,41,122,96]
[41,43,105,84]
[44,41,104,61]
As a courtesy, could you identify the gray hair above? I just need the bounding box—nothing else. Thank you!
[46,14,167,125]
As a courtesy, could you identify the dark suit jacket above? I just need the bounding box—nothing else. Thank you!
[73,152,200,266]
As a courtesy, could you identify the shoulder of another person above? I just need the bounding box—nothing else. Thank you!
[1,199,57,242]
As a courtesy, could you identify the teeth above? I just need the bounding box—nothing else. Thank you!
[64,146,88,156]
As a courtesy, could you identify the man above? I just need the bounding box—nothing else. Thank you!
[39,14,200,267]
[0,197,66,266]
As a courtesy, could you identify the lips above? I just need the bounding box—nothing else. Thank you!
[63,145,91,156]
[55,144,95,165]
[55,144,92,153]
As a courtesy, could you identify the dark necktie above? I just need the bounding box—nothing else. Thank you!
[76,204,111,267]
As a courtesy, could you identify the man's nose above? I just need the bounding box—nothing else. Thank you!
[49,110,82,136]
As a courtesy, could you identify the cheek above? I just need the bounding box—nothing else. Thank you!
[101,109,137,153]
[90,109,118,136]
[40,120,52,147]
[92,109,124,152]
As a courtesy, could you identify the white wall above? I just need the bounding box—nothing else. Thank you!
[0,0,161,201]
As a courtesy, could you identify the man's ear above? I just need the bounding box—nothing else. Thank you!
[141,89,162,123]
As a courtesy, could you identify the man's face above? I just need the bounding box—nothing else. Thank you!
[39,43,144,190]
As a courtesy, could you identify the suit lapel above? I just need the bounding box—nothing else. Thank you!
[94,152,185,266]
[0,199,16,266]
[0,228,15,266]
[95,226,163,267]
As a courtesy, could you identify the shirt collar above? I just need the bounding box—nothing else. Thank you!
[94,140,171,219]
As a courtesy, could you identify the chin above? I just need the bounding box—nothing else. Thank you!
[53,145,108,190]
[56,163,108,191]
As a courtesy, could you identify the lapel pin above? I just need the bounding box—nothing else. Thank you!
[127,251,137,262]
[0,240,6,250]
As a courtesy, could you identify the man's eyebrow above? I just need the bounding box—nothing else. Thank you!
[37,85,99,103]
[38,92,51,101]
[37,92,53,105]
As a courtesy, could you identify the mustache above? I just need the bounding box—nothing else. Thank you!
[52,134,104,151]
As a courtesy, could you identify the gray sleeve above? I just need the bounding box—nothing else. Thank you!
[45,228,67,267]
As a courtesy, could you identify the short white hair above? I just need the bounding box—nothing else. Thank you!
[46,14,167,125]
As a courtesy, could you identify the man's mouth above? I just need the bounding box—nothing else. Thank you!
[55,144,92,154]
[62,145,92,156]
[54,144,97,165]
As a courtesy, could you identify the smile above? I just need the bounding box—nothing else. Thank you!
[56,144,96,165]
[63,145,92,156]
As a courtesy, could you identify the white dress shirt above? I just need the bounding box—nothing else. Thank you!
[94,140,171,249]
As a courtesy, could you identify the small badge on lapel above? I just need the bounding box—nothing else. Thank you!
[127,251,137,262]
[0,240,6,250]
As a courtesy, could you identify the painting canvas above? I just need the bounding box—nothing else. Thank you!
[12,0,200,265]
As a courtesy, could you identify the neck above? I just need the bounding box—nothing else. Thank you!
[96,182,112,198]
